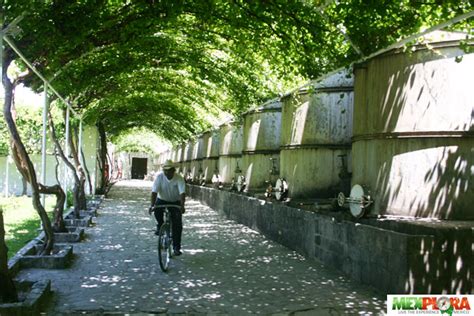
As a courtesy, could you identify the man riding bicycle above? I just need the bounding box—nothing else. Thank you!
[150,159,186,256]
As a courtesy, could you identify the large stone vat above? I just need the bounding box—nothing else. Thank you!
[352,39,474,219]
[201,130,220,184]
[190,136,205,183]
[280,70,354,199]
[183,140,194,181]
[218,121,243,186]
[174,144,185,174]
[242,99,282,192]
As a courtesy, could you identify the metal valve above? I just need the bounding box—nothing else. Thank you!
[337,184,373,218]
[230,161,245,191]
[264,184,273,198]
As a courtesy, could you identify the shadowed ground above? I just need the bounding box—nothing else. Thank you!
[17,180,385,315]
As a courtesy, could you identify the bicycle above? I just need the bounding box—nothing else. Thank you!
[148,204,181,272]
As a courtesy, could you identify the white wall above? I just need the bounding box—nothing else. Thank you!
[0,125,99,197]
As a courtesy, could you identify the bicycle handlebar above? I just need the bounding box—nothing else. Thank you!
[150,204,182,211]
[147,204,182,217]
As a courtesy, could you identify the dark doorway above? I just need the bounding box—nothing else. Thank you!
[131,158,148,179]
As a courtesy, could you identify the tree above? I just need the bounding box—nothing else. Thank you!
[49,149,67,233]
[96,121,108,194]
[48,109,85,219]
[66,115,87,212]
[2,51,55,255]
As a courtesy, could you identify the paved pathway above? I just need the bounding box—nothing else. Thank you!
[18,180,386,315]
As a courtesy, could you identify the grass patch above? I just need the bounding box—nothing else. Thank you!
[0,196,56,259]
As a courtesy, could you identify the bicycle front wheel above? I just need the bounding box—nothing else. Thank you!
[157,224,172,272]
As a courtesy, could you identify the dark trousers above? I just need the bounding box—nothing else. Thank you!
[153,198,182,250]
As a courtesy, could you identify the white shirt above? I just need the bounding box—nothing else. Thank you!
[152,172,186,202]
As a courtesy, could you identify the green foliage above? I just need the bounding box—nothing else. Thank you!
[66,190,74,209]
[2,0,473,147]
[0,122,9,156]
[0,96,65,156]
[112,128,170,155]
[0,196,55,258]
[0,92,45,156]
[13,108,43,154]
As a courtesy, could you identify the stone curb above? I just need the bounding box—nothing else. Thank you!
[0,279,51,316]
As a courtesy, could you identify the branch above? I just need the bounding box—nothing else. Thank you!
[47,110,80,184]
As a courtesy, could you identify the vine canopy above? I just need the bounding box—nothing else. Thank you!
[2,0,473,145]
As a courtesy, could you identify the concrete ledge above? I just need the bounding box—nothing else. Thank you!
[187,184,473,294]
[87,195,104,207]
[8,234,41,276]
[8,232,74,272]
[19,244,74,269]
[35,226,85,243]
[54,227,85,243]
[0,280,51,316]
[64,210,93,227]
[86,195,104,217]
[84,208,98,217]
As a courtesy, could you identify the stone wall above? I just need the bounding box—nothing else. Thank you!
[187,184,473,294]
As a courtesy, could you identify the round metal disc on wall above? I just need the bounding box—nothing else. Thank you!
[349,184,366,218]
[274,178,288,201]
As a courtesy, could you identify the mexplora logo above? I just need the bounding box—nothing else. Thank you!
[387,295,473,316]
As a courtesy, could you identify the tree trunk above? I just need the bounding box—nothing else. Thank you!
[10,141,30,195]
[97,122,108,194]
[81,148,93,195]
[10,115,66,233]
[10,96,29,196]
[21,177,28,196]
[69,124,87,211]
[39,184,67,233]
[50,151,68,232]
[68,125,87,213]
[0,209,18,303]
[8,80,67,242]
[106,152,113,182]
[48,111,83,219]
[95,155,104,195]
[2,56,54,255]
